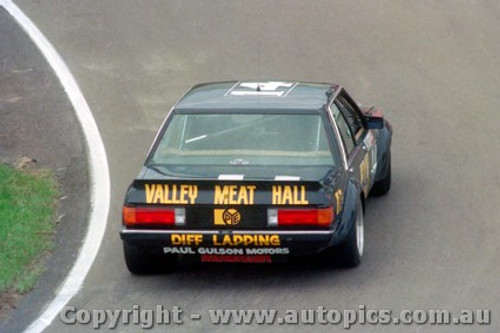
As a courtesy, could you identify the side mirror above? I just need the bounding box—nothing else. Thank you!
[365,115,384,129]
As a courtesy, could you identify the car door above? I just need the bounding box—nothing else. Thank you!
[330,91,373,196]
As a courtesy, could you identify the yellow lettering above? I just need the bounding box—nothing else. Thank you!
[270,235,281,246]
[238,186,248,205]
[214,185,229,204]
[272,185,308,205]
[335,189,344,214]
[282,186,293,204]
[222,235,232,246]
[258,235,270,246]
[214,185,256,205]
[145,184,155,204]
[188,185,198,204]
[289,185,309,205]
[180,185,189,204]
[272,185,282,205]
[360,155,370,194]
[232,235,244,246]
[187,234,203,246]
[171,234,203,246]
[247,185,256,204]
[146,184,198,204]
[171,184,179,204]
[243,235,255,246]
[211,234,281,247]
[171,234,183,245]
[152,185,164,203]
[161,184,169,204]
[212,235,222,246]
[228,185,237,204]
[293,185,300,204]
[300,185,309,205]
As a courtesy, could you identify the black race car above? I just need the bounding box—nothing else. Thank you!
[121,81,392,274]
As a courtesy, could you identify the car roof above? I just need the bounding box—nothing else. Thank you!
[174,81,341,111]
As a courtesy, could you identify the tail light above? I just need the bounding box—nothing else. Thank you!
[267,207,334,227]
[123,206,185,227]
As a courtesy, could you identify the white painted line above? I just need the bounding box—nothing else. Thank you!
[0,1,111,332]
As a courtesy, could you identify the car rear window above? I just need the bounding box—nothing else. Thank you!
[148,113,338,167]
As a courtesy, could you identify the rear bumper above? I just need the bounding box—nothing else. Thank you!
[120,228,335,257]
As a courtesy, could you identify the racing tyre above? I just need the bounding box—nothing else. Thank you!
[123,242,177,275]
[371,150,391,196]
[336,197,364,268]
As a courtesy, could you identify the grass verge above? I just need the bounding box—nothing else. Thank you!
[0,163,58,294]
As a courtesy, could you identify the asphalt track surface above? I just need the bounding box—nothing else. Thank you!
[4,1,500,332]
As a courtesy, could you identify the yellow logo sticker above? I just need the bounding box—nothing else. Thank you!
[214,208,241,226]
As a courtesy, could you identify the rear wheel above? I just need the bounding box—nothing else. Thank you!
[123,241,177,275]
[371,150,391,196]
[336,197,364,268]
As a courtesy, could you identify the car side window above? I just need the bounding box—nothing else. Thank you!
[336,93,364,142]
[330,103,355,155]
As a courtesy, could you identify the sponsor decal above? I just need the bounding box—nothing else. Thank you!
[166,235,289,264]
[214,208,241,226]
[201,254,272,263]
[272,185,309,205]
[169,234,282,247]
[213,185,256,205]
[199,248,245,255]
[163,247,196,254]
[171,234,203,246]
[212,234,281,247]
[163,247,290,256]
[143,184,315,206]
[145,184,198,204]
[244,247,289,255]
